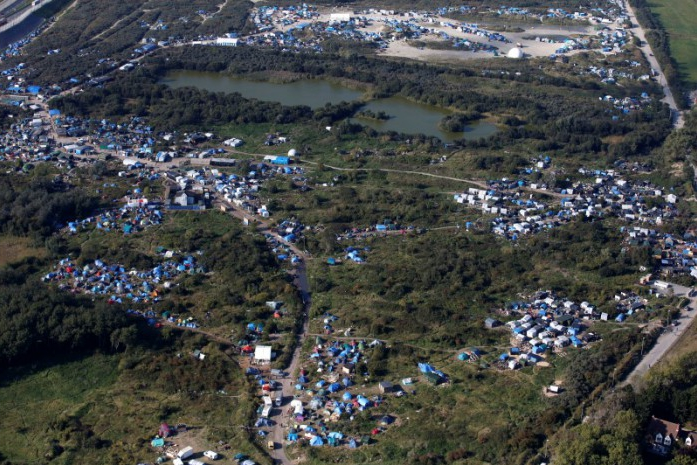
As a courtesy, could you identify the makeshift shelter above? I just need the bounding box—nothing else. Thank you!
[159,423,172,438]
[328,382,341,392]
[254,345,273,363]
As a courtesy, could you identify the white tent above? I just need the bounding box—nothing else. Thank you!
[254,345,273,363]
[507,47,524,59]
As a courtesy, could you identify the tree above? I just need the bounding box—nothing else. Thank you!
[110,326,138,352]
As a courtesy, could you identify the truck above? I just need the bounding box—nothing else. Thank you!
[177,446,194,460]
[261,405,272,418]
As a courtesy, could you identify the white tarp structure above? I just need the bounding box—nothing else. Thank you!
[254,345,272,363]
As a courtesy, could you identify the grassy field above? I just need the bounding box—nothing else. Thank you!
[647,0,697,87]
[0,339,265,465]
[0,236,47,267]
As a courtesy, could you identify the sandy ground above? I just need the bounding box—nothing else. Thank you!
[269,7,599,62]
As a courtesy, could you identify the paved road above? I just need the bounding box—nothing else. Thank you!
[0,0,56,34]
[622,0,685,128]
[621,282,697,387]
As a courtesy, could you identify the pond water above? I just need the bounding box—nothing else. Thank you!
[354,97,498,141]
[162,70,498,141]
[162,70,364,109]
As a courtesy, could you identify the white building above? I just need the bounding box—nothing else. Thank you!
[254,345,273,363]
[215,37,239,46]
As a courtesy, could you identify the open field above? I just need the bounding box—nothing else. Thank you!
[647,0,697,87]
[0,235,47,266]
[0,342,264,465]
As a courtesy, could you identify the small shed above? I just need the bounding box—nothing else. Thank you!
[378,381,393,394]
[485,317,501,329]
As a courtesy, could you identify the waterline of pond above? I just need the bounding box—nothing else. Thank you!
[162,70,498,141]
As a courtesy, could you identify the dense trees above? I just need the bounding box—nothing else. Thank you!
[554,411,643,465]
[0,175,99,240]
[0,262,137,367]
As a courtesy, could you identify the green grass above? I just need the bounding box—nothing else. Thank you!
[0,341,266,465]
[648,0,697,86]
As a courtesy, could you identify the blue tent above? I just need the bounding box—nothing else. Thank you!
[328,383,341,392]
[342,377,352,387]
[418,363,435,374]
[348,438,358,448]
[298,375,309,383]
[342,392,352,401]
[458,353,470,361]
[310,436,324,446]
[288,432,299,442]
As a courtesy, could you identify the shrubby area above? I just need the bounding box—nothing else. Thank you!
[0,175,99,240]
[0,261,136,367]
[551,353,697,465]
[51,46,673,166]
[11,0,252,84]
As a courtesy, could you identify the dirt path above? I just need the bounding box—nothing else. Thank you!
[224,149,565,200]
[621,282,697,387]
[214,199,310,465]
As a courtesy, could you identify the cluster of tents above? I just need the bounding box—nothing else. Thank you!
[287,427,375,448]
[66,202,163,235]
[44,255,202,303]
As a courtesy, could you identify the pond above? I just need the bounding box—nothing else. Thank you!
[162,70,364,109]
[354,97,498,142]
[162,70,498,141]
